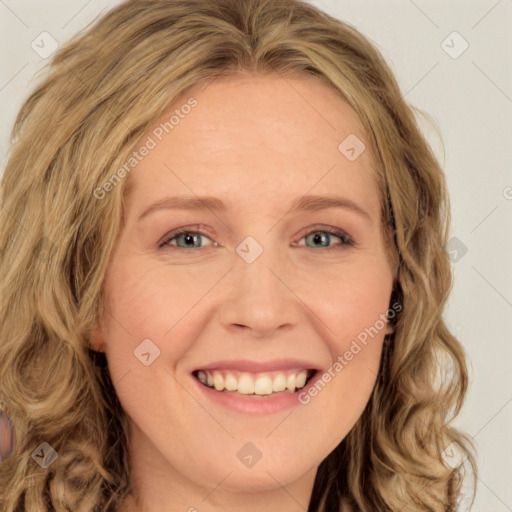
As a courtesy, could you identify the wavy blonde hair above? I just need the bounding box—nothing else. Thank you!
[0,0,477,510]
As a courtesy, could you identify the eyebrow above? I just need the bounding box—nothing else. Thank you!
[138,194,372,221]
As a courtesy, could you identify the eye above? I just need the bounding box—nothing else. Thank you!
[294,226,355,251]
[159,224,355,251]
[159,227,217,250]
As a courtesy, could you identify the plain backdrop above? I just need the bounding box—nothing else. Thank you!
[1,1,511,510]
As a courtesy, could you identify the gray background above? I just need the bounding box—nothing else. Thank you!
[1,1,511,510]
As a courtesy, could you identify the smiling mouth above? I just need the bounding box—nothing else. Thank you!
[192,368,318,397]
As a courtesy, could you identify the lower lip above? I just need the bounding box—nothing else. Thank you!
[192,371,320,415]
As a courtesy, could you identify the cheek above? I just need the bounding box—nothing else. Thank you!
[100,256,226,371]
[295,257,393,429]
[295,259,393,437]
[303,255,394,345]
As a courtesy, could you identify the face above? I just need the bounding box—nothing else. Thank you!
[92,73,395,509]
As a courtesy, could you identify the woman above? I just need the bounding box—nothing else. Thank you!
[0,0,477,510]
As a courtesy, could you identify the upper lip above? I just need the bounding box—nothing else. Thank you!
[193,359,321,373]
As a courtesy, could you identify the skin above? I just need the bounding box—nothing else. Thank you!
[0,411,15,461]
[91,73,395,512]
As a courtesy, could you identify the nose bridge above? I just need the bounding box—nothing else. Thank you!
[219,236,298,335]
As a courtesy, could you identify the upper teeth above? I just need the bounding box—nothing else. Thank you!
[196,369,310,395]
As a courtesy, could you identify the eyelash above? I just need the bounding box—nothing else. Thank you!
[158,224,355,251]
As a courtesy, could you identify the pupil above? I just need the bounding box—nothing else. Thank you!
[313,233,326,246]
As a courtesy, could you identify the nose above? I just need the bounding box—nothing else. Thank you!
[217,244,301,338]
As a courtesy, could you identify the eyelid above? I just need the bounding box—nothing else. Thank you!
[295,224,354,245]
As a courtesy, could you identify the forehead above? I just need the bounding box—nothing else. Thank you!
[125,73,380,220]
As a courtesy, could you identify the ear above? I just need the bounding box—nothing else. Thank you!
[89,316,106,352]
[0,411,15,461]
[383,322,394,336]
